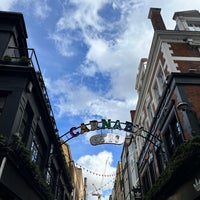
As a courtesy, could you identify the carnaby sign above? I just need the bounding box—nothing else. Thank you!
[61,119,142,143]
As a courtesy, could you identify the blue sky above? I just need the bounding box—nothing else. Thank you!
[1,0,200,199]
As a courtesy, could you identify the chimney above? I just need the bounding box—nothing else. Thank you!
[130,110,136,122]
[148,8,166,31]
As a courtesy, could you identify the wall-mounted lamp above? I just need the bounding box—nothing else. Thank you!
[176,102,190,111]
[26,81,33,93]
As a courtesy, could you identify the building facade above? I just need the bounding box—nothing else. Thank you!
[62,143,84,200]
[111,161,124,200]
[121,136,134,200]
[132,8,200,200]
[0,11,73,199]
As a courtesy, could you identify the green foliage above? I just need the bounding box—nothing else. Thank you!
[0,135,53,200]
[20,56,30,64]
[3,55,12,62]
[144,136,200,200]
[14,140,54,200]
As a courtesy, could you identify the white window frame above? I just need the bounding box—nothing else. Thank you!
[152,63,166,107]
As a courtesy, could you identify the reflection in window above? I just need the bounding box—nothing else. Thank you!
[153,82,160,103]
[188,23,200,31]
[46,168,51,185]
[31,135,40,162]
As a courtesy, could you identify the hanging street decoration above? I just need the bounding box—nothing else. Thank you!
[90,133,124,145]
[60,119,142,143]
[75,161,128,177]
[75,163,116,177]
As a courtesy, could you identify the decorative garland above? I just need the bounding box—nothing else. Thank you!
[74,161,127,178]
[75,162,116,177]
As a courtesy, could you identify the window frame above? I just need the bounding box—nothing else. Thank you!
[161,107,184,160]
[0,90,10,115]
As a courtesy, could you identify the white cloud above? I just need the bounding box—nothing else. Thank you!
[0,0,51,19]
[46,0,148,122]
[61,0,110,31]
[33,0,51,19]
[49,33,74,57]
[45,76,135,122]
[29,0,200,128]
[76,150,116,200]
[0,0,17,10]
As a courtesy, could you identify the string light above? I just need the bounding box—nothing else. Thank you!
[75,162,116,177]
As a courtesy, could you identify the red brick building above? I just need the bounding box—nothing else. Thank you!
[132,8,200,200]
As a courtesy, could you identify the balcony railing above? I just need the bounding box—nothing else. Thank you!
[1,46,58,136]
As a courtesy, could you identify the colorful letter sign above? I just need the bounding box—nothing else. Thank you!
[63,119,140,143]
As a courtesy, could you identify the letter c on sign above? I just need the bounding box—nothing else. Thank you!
[70,127,80,137]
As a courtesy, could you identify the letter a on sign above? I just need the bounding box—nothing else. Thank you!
[113,120,122,130]
[80,123,90,134]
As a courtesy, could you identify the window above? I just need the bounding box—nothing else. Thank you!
[157,67,166,92]
[163,113,184,159]
[0,91,10,115]
[142,170,150,195]
[30,126,46,171]
[46,168,51,185]
[155,146,163,174]
[146,94,154,124]
[171,118,184,145]
[31,135,40,162]
[188,23,200,31]
[48,163,57,194]
[148,152,156,185]
[149,161,156,185]
[56,180,64,200]
[165,127,175,157]
[152,65,166,106]
[19,103,33,143]
[153,82,160,103]
[147,103,153,122]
